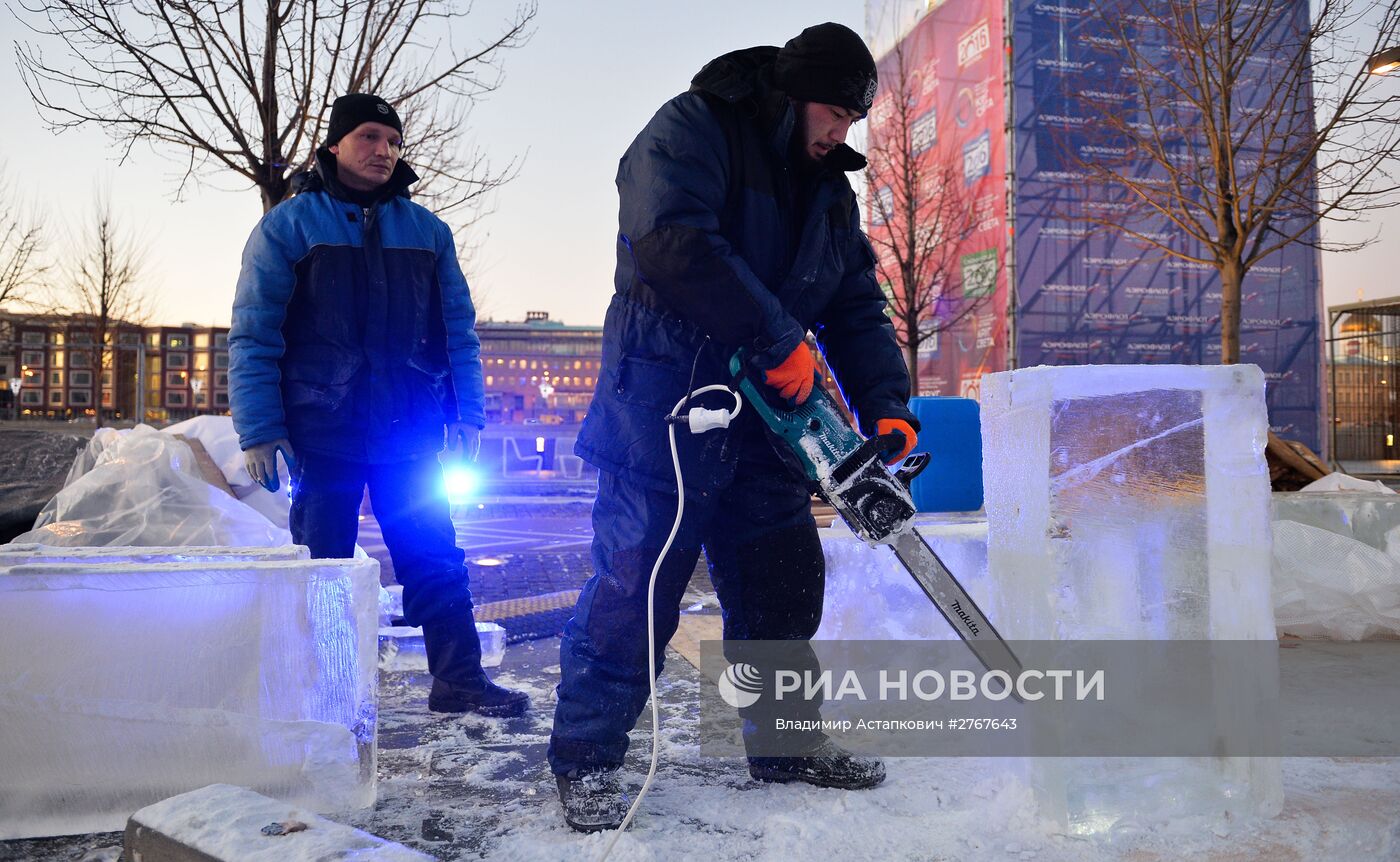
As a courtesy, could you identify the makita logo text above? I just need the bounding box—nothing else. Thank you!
[950,600,981,635]
[958,21,991,67]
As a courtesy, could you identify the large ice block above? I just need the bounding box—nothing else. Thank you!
[0,544,308,565]
[816,514,990,641]
[981,364,1281,832]
[0,557,380,839]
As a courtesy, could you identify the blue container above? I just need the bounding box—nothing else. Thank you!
[907,396,983,512]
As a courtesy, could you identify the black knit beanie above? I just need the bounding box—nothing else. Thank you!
[774,23,878,116]
[325,93,403,147]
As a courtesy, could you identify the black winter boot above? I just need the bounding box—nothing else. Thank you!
[748,737,886,790]
[555,769,630,833]
[421,613,528,717]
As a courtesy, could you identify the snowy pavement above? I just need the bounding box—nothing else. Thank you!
[9,630,1399,862]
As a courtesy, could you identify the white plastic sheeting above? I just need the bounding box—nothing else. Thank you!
[165,414,292,530]
[11,425,292,548]
[1273,488,1400,640]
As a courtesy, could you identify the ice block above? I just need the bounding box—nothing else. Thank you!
[1272,489,1400,552]
[0,544,308,565]
[378,622,506,672]
[0,557,380,839]
[816,514,990,641]
[981,364,1281,832]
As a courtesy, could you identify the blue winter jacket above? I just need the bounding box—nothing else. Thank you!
[228,150,485,463]
[575,47,918,495]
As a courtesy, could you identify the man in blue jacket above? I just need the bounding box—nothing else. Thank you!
[229,93,527,718]
[549,24,920,831]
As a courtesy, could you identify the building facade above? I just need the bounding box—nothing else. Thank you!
[1,309,605,427]
[1328,301,1400,462]
[477,311,604,425]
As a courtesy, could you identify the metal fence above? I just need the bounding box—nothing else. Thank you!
[1328,299,1400,462]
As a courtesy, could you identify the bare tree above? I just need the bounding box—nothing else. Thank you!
[60,192,153,427]
[13,0,536,224]
[865,41,991,392]
[0,164,50,314]
[1069,0,1400,363]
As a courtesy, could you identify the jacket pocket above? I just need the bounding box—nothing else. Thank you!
[282,347,361,409]
[406,356,451,420]
[614,355,690,410]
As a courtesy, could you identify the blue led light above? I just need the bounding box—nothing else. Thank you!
[443,465,477,505]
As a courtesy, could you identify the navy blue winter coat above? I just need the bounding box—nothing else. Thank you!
[228,150,485,463]
[575,47,918,495]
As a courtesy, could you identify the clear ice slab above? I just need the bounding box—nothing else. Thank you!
[0,556,380,839]
[980,364,1282,833]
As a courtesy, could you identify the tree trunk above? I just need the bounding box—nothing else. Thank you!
[905,334,920,397]
[93,335,107,430]
[259,175,291,213]
[1219,258,1243,365]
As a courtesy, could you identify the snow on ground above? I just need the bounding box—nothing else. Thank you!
[352,640,1400,862]
[10,636,1399,861]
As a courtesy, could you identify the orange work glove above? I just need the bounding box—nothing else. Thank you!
[876,418,918,465]
[762,344,817,404]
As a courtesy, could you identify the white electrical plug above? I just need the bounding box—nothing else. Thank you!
[684,406,734,433]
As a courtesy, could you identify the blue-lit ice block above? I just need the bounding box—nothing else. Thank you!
[907,396,983,512]
[0,556,379,839]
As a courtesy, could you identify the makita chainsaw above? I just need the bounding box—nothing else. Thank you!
[730,349,1022,681]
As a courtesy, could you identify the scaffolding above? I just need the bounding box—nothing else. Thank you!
[1328,298,1400,464]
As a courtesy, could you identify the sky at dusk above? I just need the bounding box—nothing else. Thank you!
[0,0,1394,329]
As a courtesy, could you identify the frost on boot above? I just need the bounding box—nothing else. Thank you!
[748,737,886,790]
[555,769,630,833]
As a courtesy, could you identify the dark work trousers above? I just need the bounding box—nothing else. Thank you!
[548,442,826,776]
[289,451,475,630]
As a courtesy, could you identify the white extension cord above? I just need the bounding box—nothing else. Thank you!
[596,384,743,861]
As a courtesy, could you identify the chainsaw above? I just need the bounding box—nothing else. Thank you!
[730,349,1023,682]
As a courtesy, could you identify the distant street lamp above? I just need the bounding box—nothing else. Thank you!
[190,376,204,413]
[8,377,20,421]
[1369,45,1400,75]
